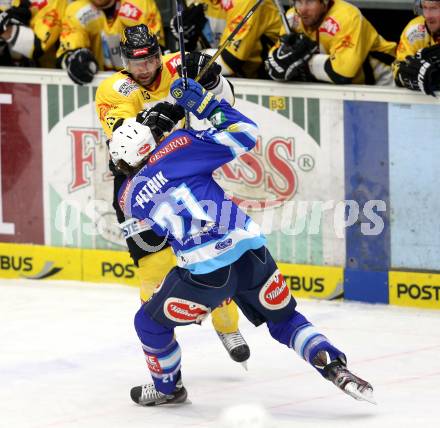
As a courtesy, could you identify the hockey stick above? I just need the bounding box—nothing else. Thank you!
[271,0,292,34]
[195,0,265,83]
[175,0,191,129]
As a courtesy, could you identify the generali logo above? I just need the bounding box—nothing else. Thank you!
[213,136,299,210]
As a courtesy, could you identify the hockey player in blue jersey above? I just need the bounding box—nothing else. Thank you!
[108,77,376,407]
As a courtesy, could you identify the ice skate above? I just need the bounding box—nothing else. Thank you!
[317,353,376,404]
[217,330,250,369]
[130,379,188,406]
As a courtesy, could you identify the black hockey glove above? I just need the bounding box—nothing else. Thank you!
[415,44,440,66]
[177,52,221,90]
[64,48,98,85]
[266,32,319,81]
[170,3,207,51]
[136,102,185,138]
[0,1,31,35]
[396,56,440,96]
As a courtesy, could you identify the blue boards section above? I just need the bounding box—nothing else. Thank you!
[343,101,390,303]
[388,103,440,271]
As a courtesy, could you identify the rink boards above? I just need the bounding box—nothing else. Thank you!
[1,70,440,309]
[1,242,439,310]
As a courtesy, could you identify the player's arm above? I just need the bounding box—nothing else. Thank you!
[95,83,140,138]
[0,0,36,60]
[218,0,281,77]
[56,4,98,85]
[31,0,64,55]
[144,0,165,48]
[178,51,235,105]
[171,77,258,158]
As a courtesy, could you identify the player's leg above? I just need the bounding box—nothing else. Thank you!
[136,230,250,365]
[233,246,375,403]
[131,305,187,406]
[137,247,175,302]
[131,265,237,406]
[211,299,250,365]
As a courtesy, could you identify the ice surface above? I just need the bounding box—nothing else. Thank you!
[1,279,439,428]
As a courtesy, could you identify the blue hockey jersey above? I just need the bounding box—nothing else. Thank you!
[118,100,266,274]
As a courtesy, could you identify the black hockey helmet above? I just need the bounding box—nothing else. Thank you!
[120,24,160,62]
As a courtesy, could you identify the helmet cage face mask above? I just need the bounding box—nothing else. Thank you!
[109,121,156,169]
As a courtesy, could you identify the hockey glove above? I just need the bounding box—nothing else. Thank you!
[0,2,31,35]
[396,56,440,96]
[177,52,222,90]
[266,32,318,81]
[171,78,219,120]
[415,44,440,66]
[136,102,185,137]
[170,3,207,51]
[64,48,98,85]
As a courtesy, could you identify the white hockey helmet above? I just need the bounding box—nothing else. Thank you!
[109,120,156,168]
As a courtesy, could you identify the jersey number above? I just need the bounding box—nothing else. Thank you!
[151,184,212,240]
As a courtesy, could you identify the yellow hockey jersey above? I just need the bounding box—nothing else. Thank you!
[283,0,396,84]
[57,0,163,71]
[96,51,235,137]
[96,52,185,138]
[220,0,281,77]
[185,0,228,49]
[1,0,67,67]
[393,15,440,78]
[187,0,281,77]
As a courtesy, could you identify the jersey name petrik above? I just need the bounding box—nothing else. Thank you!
[135,171,168,209]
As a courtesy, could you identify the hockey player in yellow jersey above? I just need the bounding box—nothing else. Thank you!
[266,0,396,84]
[57,0,163,85]
[0,0,67,67]
[95,24,251,365]
[393,0,440,96]
[169,0,283,78]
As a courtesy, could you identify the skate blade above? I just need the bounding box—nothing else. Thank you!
[240,360,248,371]
[345,382,377,405]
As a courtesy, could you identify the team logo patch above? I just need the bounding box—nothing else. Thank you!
[164,298,210,323]
[145,354,162,374]
[259,270,291,310]
[42,10,60,29]
[319,17,340,36]
[97,103,115,122]
[172,87,183,99]
[215,238,232,251]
